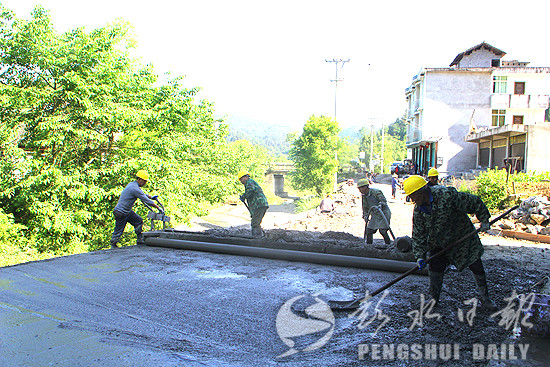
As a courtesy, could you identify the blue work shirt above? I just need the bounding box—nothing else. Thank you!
[114,181,155,215]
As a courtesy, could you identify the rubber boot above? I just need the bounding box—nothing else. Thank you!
[251,227,264,238]
[429,271,445,305]
[381,231,391,245]
[366,232,373,244]
[136,233,145,246]
[474,273,497,311]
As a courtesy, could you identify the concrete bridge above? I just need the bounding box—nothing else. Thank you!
[265,163,294,198]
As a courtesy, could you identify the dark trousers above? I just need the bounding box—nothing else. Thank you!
[428,249,485,275]
[251,206,268,229]
[366,228,391,244]
[110,210,143,245]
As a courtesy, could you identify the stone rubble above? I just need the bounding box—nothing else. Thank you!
[502,196,550,235]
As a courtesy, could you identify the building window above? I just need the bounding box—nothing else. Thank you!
[513,115,524,125]
[514,82,525,95]
[492,110,506,127]
[491,59,501,67]
[493,76,507,93]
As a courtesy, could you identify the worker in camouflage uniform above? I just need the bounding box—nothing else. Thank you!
[427,167,439,186]
[357,178,392,245]
[238,170,269,237]
[403,175,496,310]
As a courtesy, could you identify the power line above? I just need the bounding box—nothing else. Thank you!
[325,58,350,121]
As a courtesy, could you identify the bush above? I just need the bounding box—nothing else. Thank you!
[0,209,52,267]
[295,196,321,213]
[474,169,510,211]
[474,169,550,211]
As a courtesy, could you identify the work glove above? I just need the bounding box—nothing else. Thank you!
[417,259,426,270]
[480,221,490,232]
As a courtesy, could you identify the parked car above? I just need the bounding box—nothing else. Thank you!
[390,161,407,175]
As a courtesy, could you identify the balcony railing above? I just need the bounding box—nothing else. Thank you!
[491,94,549,109]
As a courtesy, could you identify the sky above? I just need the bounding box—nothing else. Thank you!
[3,0,550,130]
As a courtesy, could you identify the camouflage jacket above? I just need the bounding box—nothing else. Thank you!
[411,185,490,271]
[241,178,269,214]
[362,187,391,230]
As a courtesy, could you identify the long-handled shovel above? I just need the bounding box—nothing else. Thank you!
[373,205,396,241]
[240,198,250,212]
[330,205,519,310]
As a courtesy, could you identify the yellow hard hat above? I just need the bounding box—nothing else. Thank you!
[403,175,427,195]
[428,167,439,177]
[357,178,370,188]
[237,170,249,180]
[136,170,149,181]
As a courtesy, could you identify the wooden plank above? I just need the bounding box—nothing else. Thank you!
[499,229,550,244]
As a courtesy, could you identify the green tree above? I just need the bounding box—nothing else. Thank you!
[0,6,271,255]
[288,115,340,196]
[358,120,406,173]
[337,138,359,167]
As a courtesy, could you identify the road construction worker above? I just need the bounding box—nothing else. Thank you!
[357,178,392,245]
[427,167,439,186]
[319,194,335,213]
[110,170,160,248]
[403,175,496,310]
[391,173,400,199]
[238,170,269,237]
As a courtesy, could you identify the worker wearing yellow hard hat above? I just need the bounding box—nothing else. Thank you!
[238,170,269,237]
[403,175,428,198]
[403,174,496,310]
[136,169,149,181]
[357,178,392,245]
[110,170,160,249]
[237,170,249,180]
[427,167,439,187]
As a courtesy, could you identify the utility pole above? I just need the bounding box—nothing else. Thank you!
[381,124,385,174]
[325,58,350,121]
[325,58,349,192]
[369,125,374,173]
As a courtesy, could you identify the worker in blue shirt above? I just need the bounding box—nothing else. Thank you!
[110,170,159,248]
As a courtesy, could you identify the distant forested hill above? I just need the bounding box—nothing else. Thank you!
[339,126,361,143]
[224,115,362,155]
[224,116,293,155]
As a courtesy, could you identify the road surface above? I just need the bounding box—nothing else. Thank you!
[0,245,409,366]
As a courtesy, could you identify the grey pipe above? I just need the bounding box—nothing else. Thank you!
[145,237,427,275]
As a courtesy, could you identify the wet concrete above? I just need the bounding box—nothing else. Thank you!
[147,228,417,263]
[0,245,547,366]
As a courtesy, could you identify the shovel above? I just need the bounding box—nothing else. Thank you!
[331,205,519,310]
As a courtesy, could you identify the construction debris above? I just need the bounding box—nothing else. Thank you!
[500,196,550,235]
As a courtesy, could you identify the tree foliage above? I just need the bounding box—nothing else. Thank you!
[337,138,359,168]
[288,115,340,196]
[0,6,269,255]
[358,118,407,173]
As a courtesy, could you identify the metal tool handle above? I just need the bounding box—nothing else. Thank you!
[241,197,250,212]
[366,205,519,299]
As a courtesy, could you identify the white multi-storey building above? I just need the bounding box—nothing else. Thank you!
[404,42,550,176]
